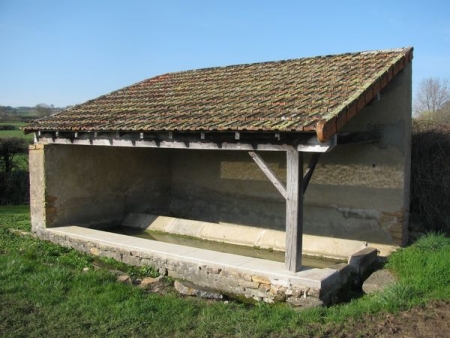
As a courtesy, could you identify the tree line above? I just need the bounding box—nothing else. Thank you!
[0,104,63,122]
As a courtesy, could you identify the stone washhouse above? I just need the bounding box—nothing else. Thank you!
[25,47,413,306]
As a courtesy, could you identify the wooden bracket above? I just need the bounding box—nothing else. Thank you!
[248,151,287,199]
[302,153,321,196]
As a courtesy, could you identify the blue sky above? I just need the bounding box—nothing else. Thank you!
[1,0,449,107]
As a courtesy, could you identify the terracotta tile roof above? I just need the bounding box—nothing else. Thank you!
[25,47,413,141]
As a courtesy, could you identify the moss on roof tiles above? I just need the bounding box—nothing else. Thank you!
[25,47,413,140]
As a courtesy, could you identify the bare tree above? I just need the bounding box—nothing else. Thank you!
[35,103,52,117]
[414,78,450,120]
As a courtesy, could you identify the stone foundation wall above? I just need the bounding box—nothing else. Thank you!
[37,227,361,307]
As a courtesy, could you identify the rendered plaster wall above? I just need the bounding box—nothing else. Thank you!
[310,62,412,245]
[170,64,412,246]
[169,149,286,229]
[29,144,171,232]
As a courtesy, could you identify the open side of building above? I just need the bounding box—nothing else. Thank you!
[25,47,413,305]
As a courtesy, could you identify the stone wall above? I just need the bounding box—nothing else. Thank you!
[38,226,364,307]
[29,144,171,230]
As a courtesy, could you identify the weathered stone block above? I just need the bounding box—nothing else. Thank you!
[206,267,222,274]
[158,267,168,276]
[258,283,271,293]
[329,262,351,284]
[89,247,100,256]
[348,247,378,275]
[221,269,252,281]
[249,289,268,299]
[174,280,223,299]
[287,296,324,309]
[240,280,260,290]
[362,269,397,294]
[252,275,271,284]
[117,274,131,284]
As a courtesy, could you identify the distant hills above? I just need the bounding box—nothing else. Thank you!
[0,104,65,122]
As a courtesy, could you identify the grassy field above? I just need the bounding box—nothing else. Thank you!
[0,130,33,141]
[0,121,34,141]
[1,206,450,337]
[0,122,28,127]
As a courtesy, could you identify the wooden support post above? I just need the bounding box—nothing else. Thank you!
[285,148,303,272]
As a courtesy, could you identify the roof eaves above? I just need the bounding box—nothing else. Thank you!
[315,47,413,142]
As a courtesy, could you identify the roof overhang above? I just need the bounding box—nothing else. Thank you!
[315,47,413,142]
[33,130,338,153]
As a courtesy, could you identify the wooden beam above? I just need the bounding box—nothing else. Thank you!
[296,133,336,153]
[36,136,299,152]
[248,151,287,199]
[302,153,320,196]
[35,131,342,153]
[34,130,342,152]
[285,148,303,272]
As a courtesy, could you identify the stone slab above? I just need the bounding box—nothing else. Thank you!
[174,280,223,299]
[362,269,397,294]
[121,213,397,258]
[348,247,378,275]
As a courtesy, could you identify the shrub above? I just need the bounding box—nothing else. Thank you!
[0,170,30,205]
[410,121,450,234]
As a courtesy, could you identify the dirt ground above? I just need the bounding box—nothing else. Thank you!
[321,300,450,338]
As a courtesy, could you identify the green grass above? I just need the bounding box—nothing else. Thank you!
[0,129,33,141]
[0,120,33,141]
[0,122,28,127]
[15,111,40,118]
[0,205,31,231]
[1,206,450,337]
